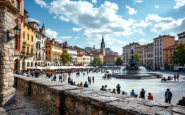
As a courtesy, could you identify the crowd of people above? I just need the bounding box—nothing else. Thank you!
[161,73,180,82]
[15,68,185,106]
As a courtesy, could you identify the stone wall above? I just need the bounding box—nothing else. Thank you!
[14,75,185,115]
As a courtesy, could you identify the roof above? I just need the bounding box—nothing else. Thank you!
[91,50,101,54]
[178,31,185,36]
[163,44,177,50]
[28,21,40,26]
[154,35,174,39]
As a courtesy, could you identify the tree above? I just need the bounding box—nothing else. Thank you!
[92,57,103,67]
[115,57,123,66]
[134,52,140,62]
[172,43,185,66]
[60,50,72,66]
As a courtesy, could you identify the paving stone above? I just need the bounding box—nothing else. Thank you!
[172,106,185,114]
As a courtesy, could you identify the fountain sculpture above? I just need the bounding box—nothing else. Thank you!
[113,50,162,79]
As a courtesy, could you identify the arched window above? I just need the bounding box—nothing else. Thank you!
[16,0,20,10]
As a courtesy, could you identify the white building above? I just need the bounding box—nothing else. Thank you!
[67,47,77,65]
[178,31,185,44]
[28,22,46,67]
[122,42,140,65]
[82,54,91,66]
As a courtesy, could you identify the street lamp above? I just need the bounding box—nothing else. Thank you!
[7,25,21,42]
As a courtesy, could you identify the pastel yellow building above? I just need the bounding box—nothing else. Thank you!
[23,22,35,56]
[46,38,63,66]
[77,54,83,64]
[22,11,35,56]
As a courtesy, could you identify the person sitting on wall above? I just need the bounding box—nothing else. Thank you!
[177,97,185,106]
[122,91,127,95]
[148,93,153,100]
[130,90,138,97]
[84,81,88,88]
[100,86,106,91]
[112,88,116,93]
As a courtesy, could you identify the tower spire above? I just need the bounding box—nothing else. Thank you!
[101,36,105,44]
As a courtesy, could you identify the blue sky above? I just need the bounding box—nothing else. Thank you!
[25,0,185,54]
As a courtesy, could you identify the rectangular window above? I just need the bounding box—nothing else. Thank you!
[27,34,29,40]
[23,32,25,39]
[31,36,33,42]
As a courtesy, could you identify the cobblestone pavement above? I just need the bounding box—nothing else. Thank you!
[4,89,49,115]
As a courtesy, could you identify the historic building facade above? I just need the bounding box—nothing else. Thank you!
[122,42,140,65]
[28,22,46,67]
[104,52,122,66]
[178,31,185,44]
[45,38,63,66]
[90,36,106,63]
[22,12,35,69]
[153,35,175,69]
[135,43,153,69]
[163,41,178,69]
[0,0,25,106]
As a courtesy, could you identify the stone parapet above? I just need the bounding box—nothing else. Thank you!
[14,75,185,115]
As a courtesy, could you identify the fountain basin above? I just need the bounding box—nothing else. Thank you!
[112,72,162,79]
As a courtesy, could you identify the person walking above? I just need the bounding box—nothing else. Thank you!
[174,74,176,82]
[116,84,121,94]
[165,89,172,104]
[177,73,180,82]
[92,76,94,84]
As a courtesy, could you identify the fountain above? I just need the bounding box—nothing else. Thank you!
[113,50,162,79]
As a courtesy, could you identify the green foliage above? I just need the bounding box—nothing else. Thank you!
[134,52,140,62]
[92,57,103,67]
[172,43,185,66]
[60,50,73,66]
[115,57,123,66]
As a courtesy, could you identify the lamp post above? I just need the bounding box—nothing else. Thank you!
[7,25,21,42]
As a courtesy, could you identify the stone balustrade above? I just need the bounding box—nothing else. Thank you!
[14,75,185,115]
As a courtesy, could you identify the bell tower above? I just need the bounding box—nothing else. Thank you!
[101,36,106,56]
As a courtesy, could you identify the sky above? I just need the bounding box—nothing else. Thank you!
[25,0,185,54]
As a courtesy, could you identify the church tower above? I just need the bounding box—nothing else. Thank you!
[101,36,106,56]
[41,23,45,35]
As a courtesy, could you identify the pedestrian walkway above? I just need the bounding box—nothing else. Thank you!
[4,89,48,115]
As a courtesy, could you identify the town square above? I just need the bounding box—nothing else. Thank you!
[0,0,185,115]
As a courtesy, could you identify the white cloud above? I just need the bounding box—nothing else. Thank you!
[115,39,127,44]
[72,28,82,32]
[139,38,146,43]
[133,29,145,35]
[59,16,70,22]
[60,36,72,39]
[45,28,58,38]
[37,1,134,40]
[92,0,97,4]
[134,0,143,4]
[133,14,185,33]
[126,6,137,15]
[154,5,159,9]
[34,0,48,8]
[174,0,185,9]
[74,37,80,39]
[29,18,40,23]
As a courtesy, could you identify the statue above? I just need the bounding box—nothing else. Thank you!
[125,49,140,74]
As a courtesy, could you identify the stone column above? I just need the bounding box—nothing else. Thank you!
[0,1,21,106]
